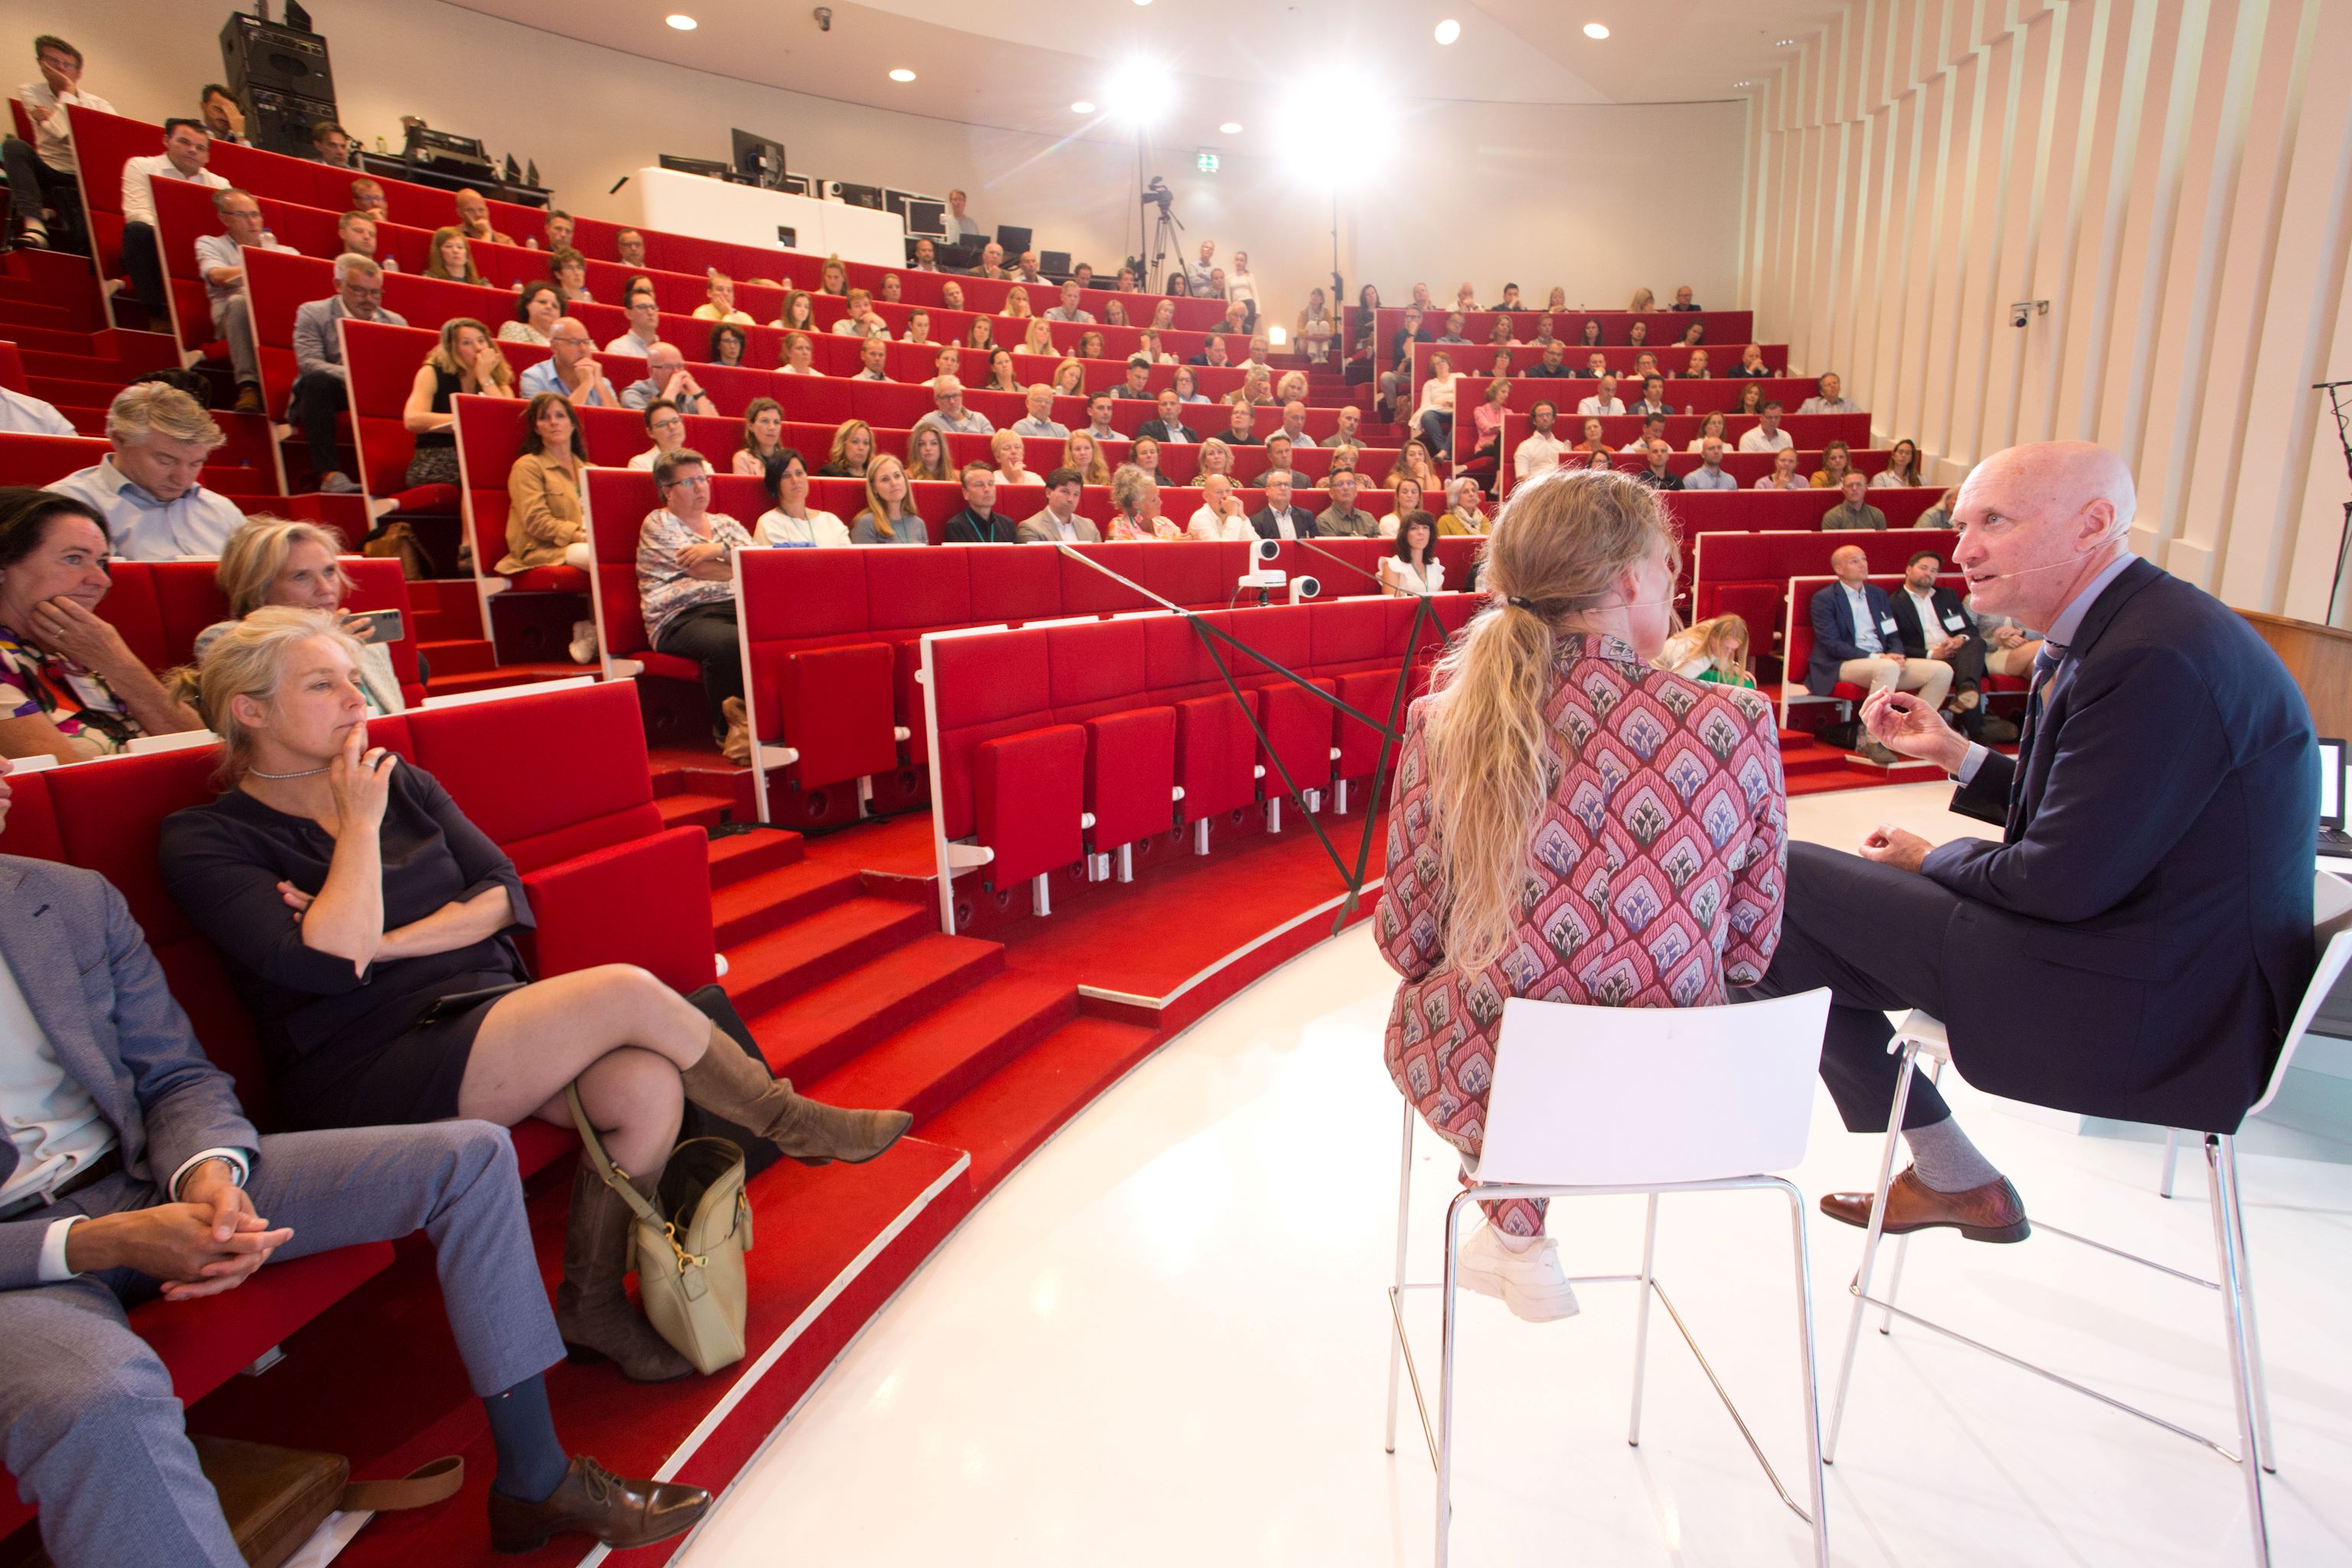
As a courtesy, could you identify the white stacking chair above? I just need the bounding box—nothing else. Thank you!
[1824,871,2352,1568]
[1383,987,1835,1567]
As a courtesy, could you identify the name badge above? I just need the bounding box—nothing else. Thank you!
[1942,610,1967,631]
[1879,616,1899,635]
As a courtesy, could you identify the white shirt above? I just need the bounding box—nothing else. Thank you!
[0,385,74,436]
[629,447,666,471]
[1738,426,1793,453]
[1280,429,1316,449]
[192,232,296,308]
[1870,469,1917,488]
[1185,507,1242,541]
[1031,508,1083,542]
[1843,582,1884,655]
[756,508,851,548]
[1798,396,1860,415]
[119,152,227,231]
[1576,395,1625,416]
[1383,557,1445,596]
[605,330,658,357]
[1514,430,1569,481]
[15,79,114,173]
[50,455,243,560]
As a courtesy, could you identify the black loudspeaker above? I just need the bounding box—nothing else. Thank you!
[244,87,338,160]
[221,15,338,159]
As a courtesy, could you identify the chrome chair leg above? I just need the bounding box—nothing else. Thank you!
[1385,1103,1415,1456]
[2160,1127,2180,1199]
[1627,1193,1661,1447]
[1824,1042,1919,1464]
[2205,1136,2272,1566]
[1436,1192,1472,1568]
[2215,1135,2276,1474]
[1784,1182,1832,1568]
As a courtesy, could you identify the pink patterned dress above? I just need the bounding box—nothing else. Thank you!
[1379,632,1789,1235]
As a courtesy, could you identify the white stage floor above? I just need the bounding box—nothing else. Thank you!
[680,783,2352,1566]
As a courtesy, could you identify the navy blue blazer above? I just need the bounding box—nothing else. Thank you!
[1805,580,1901,694]
[1248,505,1318,541]
[1924,558,2315,1132]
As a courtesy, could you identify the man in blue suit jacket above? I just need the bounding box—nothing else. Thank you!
[1749,445,2315,1241]
[0,760,707,1565]
[1806,544,1955,764]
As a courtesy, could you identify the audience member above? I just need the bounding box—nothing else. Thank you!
[1678,320,1706,347]
[1734,382,1766,416]
[733,397,788,478]
[1626,376,1672,418]
[637,451,757,750]
[498,283,562,345]
[1380,511,1444,596]
[1074,329,1106,360]
[1512,400,1569,482]
[821,420,875,479]
[1683,410,1729,452]
[1579,318,1604,348]
[1798,372,1858,415]
[330,208,392,273]
[1394,437,1442,493]
[1576,375,1625,417]
[1195,438,1235,485]
[1681,348,1710,378]
[1821,472,1888,530]
[1919,480,1961,530]
[1250,434,1297,488]
[779,332,822,377]
[1222,400,1261,449]
[1737,400,1792,452]
[965,317,1001,354]
[1135,388,1196,445]
[849,335,892,383]
[1435,312,1470,346]
[629,397,689,472]
[1171,364,1209,404]
[1061,430,1110,485]
[969,241,1008,280]
[614,228,647,266]
[988,430,1034,488]
[851,455,926,544]
[118,119,226,317]
[1018,467,1101,544]
[0,378,70,435]
[518,320,619,407]
[1754,448,1806,490]
[1045,279,1093,324]
[693,273,753,325]
[1126,436,1163,486]
[1806,543,1953,763]
[707,322,747,366]
[498,394,592,577]
[426,226,485,286]
[603,295,662,358]
[1018,318,1056,358]
[1634,440,1682,490]
[1886,548,2012,742]
[287,253,407,490]
[905,426,952,483]
[452,188,512,246]
[1110,358,1152,402]
[188,188,292,413]
[1377,475,1426,540]
[910,237,938,271]
[1083,393,1120,444]
[981,348,1022,395]
[306,119,355,167]
[1270,400,1313,449]
[1011,384,1070,440]
[1248,472,1316,540]
[941,279,968,311]
[903,309,936,348]
[1628,319,1651,348]
[1576,351,1607,380]
[0,488,202,760]
[1298,288,1335,364]
[1683,436,1738,489]
[1439,477,1488,535]
[1729,345,1771,378]
[348,178,389,220]
[1317,470,1377,537]
[1524,343,1571,380]
[51,385,240,558]
[1570,417,1611,456]
[1465,379,1508,475]
[1669,286,1700,311]
[754,449,851,547]
[4,35,113,252]
[1186,239,1218,298]
[1105,463,1178,541]
[1186,473,1248,541]
[916,378,995,437]
[547,247,593,304]
[1583,447,1617,471]
[192,519,403,714]
[1810,439,1855,490]
[1414,352,1460,455]
[1875,437,1925,487]
[1657,613,1756,687]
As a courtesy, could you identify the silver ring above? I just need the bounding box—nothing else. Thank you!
[371,752,394,770]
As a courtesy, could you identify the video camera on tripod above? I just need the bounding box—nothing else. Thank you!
[1141,175,1174,213]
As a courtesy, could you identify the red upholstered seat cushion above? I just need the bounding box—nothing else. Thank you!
[780,642,900,789]
[1831,681,1866,701]
[1255,679,1338,796]
[505,564,591,593]
[1083,706,1177,854]
[975,724,1086,886]
[1334,669,1406,782]
[1173,695,1259,822]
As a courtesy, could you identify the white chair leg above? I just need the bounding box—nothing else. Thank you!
[2216,1135,2277,1474]
[1385,1102,1416,1455]
[1627,1192,1660,1447]
[1824,1043,1920,1465]
[2160,1127,2180,1199]
[1436,1192,1472,1568]
[1879,1233,1912,1335]
[1785,1183,1832,1568]
[2205,1136,2272,1566]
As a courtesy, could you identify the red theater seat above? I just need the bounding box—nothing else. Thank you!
[975,724,1086,887]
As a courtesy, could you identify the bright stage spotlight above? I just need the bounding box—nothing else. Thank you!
[1106,63,1176,125]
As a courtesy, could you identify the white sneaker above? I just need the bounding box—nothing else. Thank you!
[568,619,599,664]
[1454,1224,1580,1322]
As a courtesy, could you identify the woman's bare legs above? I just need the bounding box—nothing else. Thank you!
[458,965,710,1172]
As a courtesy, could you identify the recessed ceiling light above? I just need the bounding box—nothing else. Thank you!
[1132,0,1152,6]
[888,67,916,82]
[1219,121,1243,135]
[1071,100,1096,113]
[1775,36,1797,46]
[1732,79,1754,87]
[1583,22,1609,39]
[1433,18,1461,44]
[665,13,697,28]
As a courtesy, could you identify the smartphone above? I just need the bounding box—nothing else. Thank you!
[413,982,525,1027]
[351,608,404,644]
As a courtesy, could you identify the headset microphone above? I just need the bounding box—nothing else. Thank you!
[1974,560,2082,581]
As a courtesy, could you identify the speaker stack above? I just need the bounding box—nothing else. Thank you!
[218,14,338,160]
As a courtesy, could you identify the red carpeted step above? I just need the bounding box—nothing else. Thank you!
[706,823,806,887]
[2,322,100,357]
[28,373,123,407]
[804,970,1078,1125]
[713,858,861,946]
[917,1014,1165,1196]
[656,790,731,832]
[721,896,936,1017]
[0,299,76,333]
[416,637,495,675]
[416,655,582,694]
[743,933,1006,1086]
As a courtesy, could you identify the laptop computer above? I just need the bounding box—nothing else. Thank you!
[2320,737,2350,855]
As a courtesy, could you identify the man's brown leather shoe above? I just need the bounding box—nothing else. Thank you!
[1819,1168,2030,1243]
[488,1455,710,1554]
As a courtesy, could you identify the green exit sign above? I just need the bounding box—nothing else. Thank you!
[1196,150,1220,175]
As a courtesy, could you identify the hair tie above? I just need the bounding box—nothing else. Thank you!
[1507,595,1535,612]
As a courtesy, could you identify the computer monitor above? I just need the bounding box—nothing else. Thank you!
[2321,737,2344,829]
[1040,250,1072,277]
[887,190,947,237]
[995,224,1033,257]
[658,153,731,180]
[730,129,789,191]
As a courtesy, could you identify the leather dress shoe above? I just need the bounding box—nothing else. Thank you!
[488,1455,710,1554]
[1819,1168,2030,1243]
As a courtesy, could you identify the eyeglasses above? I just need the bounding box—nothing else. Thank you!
[663,474,710,489]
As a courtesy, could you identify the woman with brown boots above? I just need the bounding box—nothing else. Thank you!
[160,608,913,1383]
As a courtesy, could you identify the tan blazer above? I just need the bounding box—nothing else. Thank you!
[499,452,586,573]
[1015,508,1102,545]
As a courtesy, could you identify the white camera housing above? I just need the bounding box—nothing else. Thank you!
[1287,575,1321,603]
[1251,537,1282,564]
[1237,567,1287,594]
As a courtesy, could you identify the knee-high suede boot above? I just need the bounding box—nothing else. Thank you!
[679,1024,913,1165]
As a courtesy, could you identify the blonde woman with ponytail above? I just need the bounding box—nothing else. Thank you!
[1377,468,1789,1321]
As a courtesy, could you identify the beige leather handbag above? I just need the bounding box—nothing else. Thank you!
[567,1084,751,1374]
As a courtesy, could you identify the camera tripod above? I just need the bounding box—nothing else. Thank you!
[1146,199,1184,292]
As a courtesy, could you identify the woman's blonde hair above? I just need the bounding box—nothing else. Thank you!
[1052,357,1085,394]
[198,606,368,783]
[989,428,1024,466]
[1628,287,1656,312]
[1417,469,1681,972]
[215,518,351,618]
[1061,432,1109,485]
[425,316,510,388]
[827,417,873,473]
[1197,436,1233,477]
[862,454,910,541]
[904,426,950,482]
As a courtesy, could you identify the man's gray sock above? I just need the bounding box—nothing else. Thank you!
[1903,1116,2002,1193]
